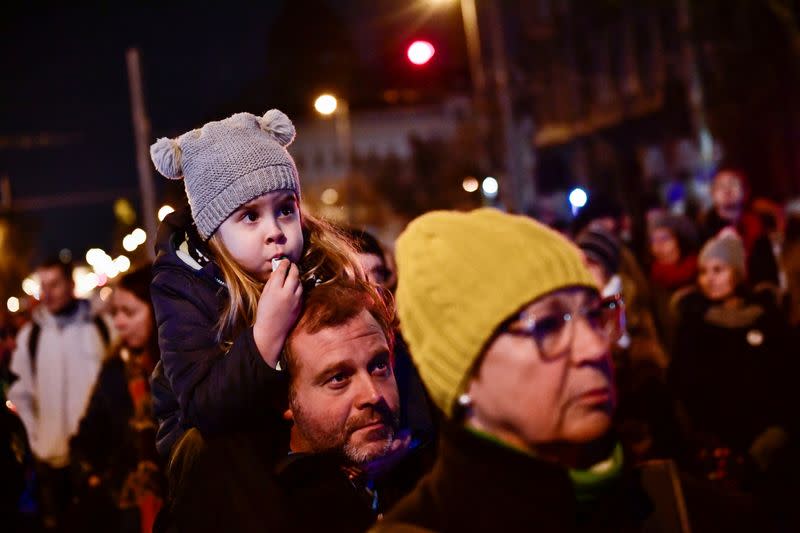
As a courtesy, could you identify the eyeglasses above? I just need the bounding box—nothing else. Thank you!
[501,294,625,360]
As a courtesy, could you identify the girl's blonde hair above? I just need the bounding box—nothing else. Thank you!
[207,212,364,342]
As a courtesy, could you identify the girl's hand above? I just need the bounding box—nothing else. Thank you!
[253,259,303,367]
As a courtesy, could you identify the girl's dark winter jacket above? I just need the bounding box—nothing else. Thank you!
[149,208,288,456]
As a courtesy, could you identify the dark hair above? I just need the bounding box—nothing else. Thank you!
[116,264,154,309]
[283,278,396,379]
[343,227,386,260]
[115,265,160,362]
[650,213,699,258]
[37,256,74,281]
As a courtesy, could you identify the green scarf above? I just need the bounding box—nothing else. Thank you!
[465,427,624,510]
[568,442,624,506]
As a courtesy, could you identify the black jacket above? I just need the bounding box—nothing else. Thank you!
[150,208,289,456]
[71,356,146,487]
[157,425,431,533]
[669,288,791,451]
[374,423,760,533]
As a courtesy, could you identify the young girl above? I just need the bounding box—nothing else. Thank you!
[147,109,362,457]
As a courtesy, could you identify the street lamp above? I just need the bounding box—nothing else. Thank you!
[313,93,353,219]
[314,94,338,116]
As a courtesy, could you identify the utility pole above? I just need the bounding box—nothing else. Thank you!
[486,1,531,213]
[461,0,532,212]
[460,0,492,203]
[126,48,157,260]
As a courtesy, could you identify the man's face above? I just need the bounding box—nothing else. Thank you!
[285,310,400,464]
[712,171,745,222]
[37,266,74,314]
[466,288,615,447]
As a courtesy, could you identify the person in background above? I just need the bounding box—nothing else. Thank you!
[699,168,779,286]
[1,313,28,531]
[576,228,677,461]
[669,230,794,517]
[70,265,164,533]
[780,200,800,329]
[572,195,658,361]
[344,228,393,288]
[647,213,699,343]
[375,208,757,532]
[8,257,110,531]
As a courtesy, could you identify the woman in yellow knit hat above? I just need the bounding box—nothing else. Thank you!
[374,208,758,533]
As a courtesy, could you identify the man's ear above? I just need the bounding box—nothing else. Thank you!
[283,408,294,421]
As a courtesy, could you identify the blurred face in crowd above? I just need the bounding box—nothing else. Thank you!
[712,171,745,222]
[285,310,400,464]
[650,227,681,265]
[37,265,75,314]
[215,191,304,282]
[465,287,617,451]
[357,252,389,288]
[111,288,153,351]
[698,257,737,301]
[587,217,618,236]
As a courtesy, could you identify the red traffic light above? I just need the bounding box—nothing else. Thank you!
[407,40,435,65]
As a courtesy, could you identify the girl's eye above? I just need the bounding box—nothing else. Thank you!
[278,203,296,217]
[242,210,258,222]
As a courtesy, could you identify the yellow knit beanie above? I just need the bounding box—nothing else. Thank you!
[395,208,597,418]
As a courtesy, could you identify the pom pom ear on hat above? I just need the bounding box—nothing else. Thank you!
[150,137,183,180]
[258,109,296,147]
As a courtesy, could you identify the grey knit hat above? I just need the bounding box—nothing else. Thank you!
[150,109,300,240]
[699,229,746,279]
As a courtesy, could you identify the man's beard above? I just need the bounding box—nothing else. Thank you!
[291,401,400,465]
[342,420,396,464]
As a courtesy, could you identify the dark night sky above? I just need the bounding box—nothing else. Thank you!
[0,2,468,267]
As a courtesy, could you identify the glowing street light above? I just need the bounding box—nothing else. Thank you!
[481,177,499,198]
[131,228,147,245]
[568,187,588,210]
[122,235,138,252]
[114,255,131,273]
[321,188,339,206]
[22,277,40,299]
[462,176,479,193]
[86,248,107,267]
[158,204,175,222]
[314,94,338,116]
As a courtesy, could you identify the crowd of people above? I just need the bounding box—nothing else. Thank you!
[1,107,799,532]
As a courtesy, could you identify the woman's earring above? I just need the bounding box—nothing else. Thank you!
[457,393,473,408]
